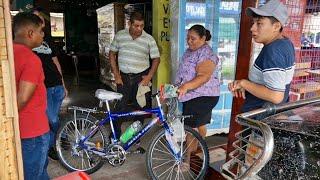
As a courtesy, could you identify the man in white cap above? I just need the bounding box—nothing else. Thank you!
[228,0,295,113]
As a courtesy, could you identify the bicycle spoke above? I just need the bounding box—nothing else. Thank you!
[81,151,85,170]
[152,157,175,161]
[57,116,106,173]
[81,119,85,134]
[179,168,186,180]
[153,159,176,171]
[64,129,76,140]
[182,136,196,155]
[174,168,179,180]
[147,126,208,180]
[190,161,202,168]
[157,138,175,157]
[71,120,82,139]
[65,124,76,138]
[73,119,79,140]
[68,121,80,138]
[166,164,176,180]
[153,147,173,156]
[83,120,91,135]
[190,166,200,174]
[186,167,197,180]
[157,161,177,178]
[84,150,93,168]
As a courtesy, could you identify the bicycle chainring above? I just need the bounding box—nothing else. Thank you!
[106,144,126,166]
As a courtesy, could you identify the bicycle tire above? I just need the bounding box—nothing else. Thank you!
[146,126,209,180]
[56,112,109,174]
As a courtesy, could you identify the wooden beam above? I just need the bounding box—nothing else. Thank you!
[3,0,24,178]
[226,0,257,155]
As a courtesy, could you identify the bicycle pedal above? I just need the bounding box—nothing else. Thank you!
[127,150,140,154]
[136,147,146,154]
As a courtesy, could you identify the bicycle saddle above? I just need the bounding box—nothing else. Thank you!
[95,89,123,101]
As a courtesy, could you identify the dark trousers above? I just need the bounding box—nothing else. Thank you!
[113,70,151,139]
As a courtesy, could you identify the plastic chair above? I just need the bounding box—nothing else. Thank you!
[53,171,91,180]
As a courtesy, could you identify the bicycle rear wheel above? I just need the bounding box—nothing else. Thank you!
[56,113,109,174]
[146,126,209,180]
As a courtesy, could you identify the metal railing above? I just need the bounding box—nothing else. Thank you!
[221,97,320,179]
[221,109,274,180]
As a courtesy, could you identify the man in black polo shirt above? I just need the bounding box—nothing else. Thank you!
[33,8,68,159]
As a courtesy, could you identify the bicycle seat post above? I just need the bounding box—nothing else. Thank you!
[105,100,111,112]
[105,99,117,142]
[155,94,162,108]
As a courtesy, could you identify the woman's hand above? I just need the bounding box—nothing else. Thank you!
[63,86,68,98]
[177,84,190,98]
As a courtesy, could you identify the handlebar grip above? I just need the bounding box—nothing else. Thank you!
[172,115,193,119]
[182,115,193,119]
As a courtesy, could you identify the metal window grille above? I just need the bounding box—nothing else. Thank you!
[290,0,320,101]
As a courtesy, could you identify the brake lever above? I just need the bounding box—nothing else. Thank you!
[151,91,159,98]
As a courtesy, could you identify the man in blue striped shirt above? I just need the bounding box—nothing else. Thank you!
[109,12,160,149]
[228,0,295,113]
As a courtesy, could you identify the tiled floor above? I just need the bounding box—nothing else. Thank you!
[50,74,228,179]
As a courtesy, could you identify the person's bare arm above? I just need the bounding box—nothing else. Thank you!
[178,60,215,97]
[228,79,284,104]
[241,79,284,104]
[109,50,123,85]
[17,81,37,111]
[52,56,68,97]
[140,57,160,86]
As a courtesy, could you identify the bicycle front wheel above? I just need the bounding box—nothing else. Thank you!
[56,113,109,174]
[146,126,209,180]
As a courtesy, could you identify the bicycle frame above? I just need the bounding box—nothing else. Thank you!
[74,94,177,157]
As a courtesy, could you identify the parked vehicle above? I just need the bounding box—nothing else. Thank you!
[222,98,320,179]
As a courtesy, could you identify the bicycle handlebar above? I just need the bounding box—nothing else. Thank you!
[151,91,159,98]
[168,114,193,119]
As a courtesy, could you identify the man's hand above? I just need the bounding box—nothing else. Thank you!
[63,86,68,98]
[140,75,152,86]
[228,80,246,99]
[114,74,123,85]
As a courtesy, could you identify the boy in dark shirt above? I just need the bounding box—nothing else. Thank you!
[228,0,295,112]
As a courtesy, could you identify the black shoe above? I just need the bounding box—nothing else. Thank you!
[48,148,59,160]
[135,146,146,154]
[135,139,141,144]
[60,137,70,150]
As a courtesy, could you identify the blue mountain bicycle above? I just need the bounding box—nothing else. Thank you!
[56,88,209,179]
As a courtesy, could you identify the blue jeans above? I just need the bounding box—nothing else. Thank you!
[47,85,65,148]
[21,132,50,180]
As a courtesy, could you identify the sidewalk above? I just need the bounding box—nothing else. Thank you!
[48,125,156,180]
[48,148,151,180]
